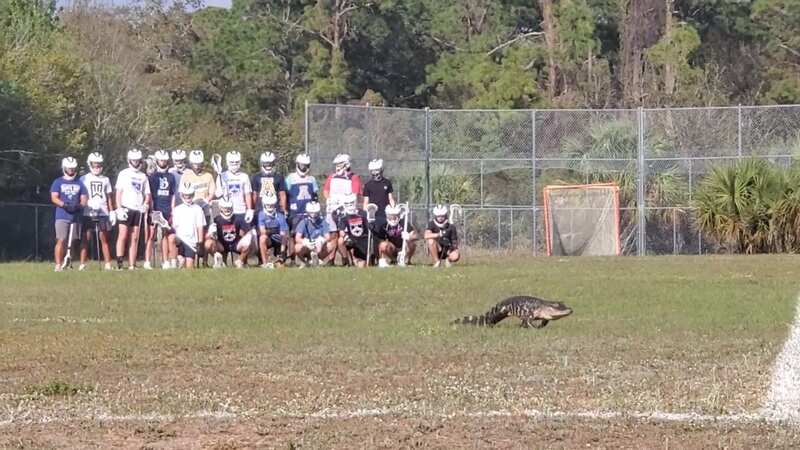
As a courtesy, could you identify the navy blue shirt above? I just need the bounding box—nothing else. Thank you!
[149,171,176,217]
[50,177,87,222]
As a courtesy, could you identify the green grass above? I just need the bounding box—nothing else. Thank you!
[0,255,798,421]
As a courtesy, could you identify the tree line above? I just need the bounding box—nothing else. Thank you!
[0,0,798,202]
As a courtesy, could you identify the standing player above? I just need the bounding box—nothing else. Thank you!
[424,204,460,267]
[294,201,334,268]
[375,204,417,267]
[285,153,318,261]
[171,184,205,269]
[218,151,254,226]
[181,149,216,218]
[115,149,152,270]
[323,153,362,264]
[336,193,373,268]
[50,157,88,272]
[79,152,114,271]
[362,158,395,218]
[204,198,254,268]
[169,149,187,204]
[144,150,177,270]
[251,151,288,216]
[257,193,289,268]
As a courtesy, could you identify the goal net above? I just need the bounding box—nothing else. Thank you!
[543,183,621,256]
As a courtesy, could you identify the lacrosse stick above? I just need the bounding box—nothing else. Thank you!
[151,210,167,268]
[61,222,75,270]
[398,202,411,267]
[449,204,463,224]
[210,153,228,200]
[366,203,378,267]
[145,155,157,176]
[87,209,102,269]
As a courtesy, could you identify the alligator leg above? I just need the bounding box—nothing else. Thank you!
[531,320,549,329]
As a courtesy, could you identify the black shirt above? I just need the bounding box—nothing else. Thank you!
[363,178,393,216]
[251,171,287,210]
[427,221,458,249]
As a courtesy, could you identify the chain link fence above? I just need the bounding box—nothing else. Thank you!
[306,103,800,256]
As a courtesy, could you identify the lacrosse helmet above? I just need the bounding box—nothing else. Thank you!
[127,148,143,170]
[295,153,311,176]
[305,201,321,220]
[333,153,350,176]
[343,192,357,215]
[189,149,204,172]
[226,151,242,173]
[433,204,449,228]
[218,197,234,220]
[154,149,170,171]
[61,156,78,179]
[368,158,384,181]
[385,204,402,227]
[179,183,195,204]
[260,152,276,174]
[262,192,278,214]
[86,152,104,175]
[171,149,186,171]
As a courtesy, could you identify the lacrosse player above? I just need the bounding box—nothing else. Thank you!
[114,149,152,270]
[285,153,319,260]
[336,193,375,268]
[294,201,334,268]
[172,184,205,269]
[251,151,288,217]
[424,204,460,267]
[143,150,177,270]
[169,149,187,204]
[204,198,254,268]
[362,159,395,217]
[323,153,362,264]
[257,192,289,268]
[50,157,88,272]
[375,204,417,267]
[217,151,254,228]
[181,149,216,220]
[78,152,114,271]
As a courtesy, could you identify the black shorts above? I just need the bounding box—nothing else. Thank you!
[287,215,304,233]
[122,209,143,227]
[437,243,457,259]
[176,239,197,258]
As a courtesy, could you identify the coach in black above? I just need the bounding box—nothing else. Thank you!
[362,158,395,217]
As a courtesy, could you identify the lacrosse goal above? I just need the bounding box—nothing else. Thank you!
[543,183,621,256]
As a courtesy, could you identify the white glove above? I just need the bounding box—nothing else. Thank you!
[401,231,411,241]
[115,208,128,222]
[208,223,218,237]
[109,210,117,226]
[244,209,254,224]
[303,238,314,250]
[315,236,327,247]
[142,203,149,214]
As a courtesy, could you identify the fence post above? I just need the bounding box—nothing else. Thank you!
[737,103,743,158]
[480,160,484,207]
[34,205,39,261]
[637,107,646,256]
[425,107,432,225]
[304,100,309,155]
[531,109,537,256]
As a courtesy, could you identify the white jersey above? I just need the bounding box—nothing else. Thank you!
[217,171,252,214]
[80,173,112,217]
[115,168,151,211]
[169,168,184,206]
[172,203,206,247]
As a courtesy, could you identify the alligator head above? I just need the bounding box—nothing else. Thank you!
[535,301,573,321]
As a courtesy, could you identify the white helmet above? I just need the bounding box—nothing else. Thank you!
[86,152,104,175]
[171,149,186,170]
[343,192,357,215]
[226,151,242,173]
[179,183,195,202]
[189,149,204,171]
[218,197,234,220]
[127,148,143,170]
[154,150,170,171]
[61,156,78,179]
[333,153,350,175]
[295,153,311,176]
[433,204,449,228]
[368,158,384,181]
[260,152,276,173]
[385,204,401,226]
[262,192,278,214]
[305,201,321,219]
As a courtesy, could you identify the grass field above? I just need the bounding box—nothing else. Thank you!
[2,255,800,448]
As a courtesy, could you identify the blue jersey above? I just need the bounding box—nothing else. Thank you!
[50,177,87,222]
[295,216,329,240]
[149,171,176,217]
[285,173,318,217]
[257,210,289,235]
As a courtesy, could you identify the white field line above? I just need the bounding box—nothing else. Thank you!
[763,297,800,422]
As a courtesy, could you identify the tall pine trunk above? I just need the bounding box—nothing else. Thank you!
[620,0,666,105]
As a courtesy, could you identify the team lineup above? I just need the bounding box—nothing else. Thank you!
[50,150,462,271]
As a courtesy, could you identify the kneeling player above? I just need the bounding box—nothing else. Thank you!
[172,185,205,269]
[424,204,460,267]
[257,193,289,268]
[376,204,416,267]
[336,193,373,268]
[205,198,254,268]
[294,201,334,267]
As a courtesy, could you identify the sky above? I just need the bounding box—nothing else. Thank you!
[56,0,232,9]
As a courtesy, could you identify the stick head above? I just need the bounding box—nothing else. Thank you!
[449,204,463,223]
[211,153,223,175]
[366,203,379,222]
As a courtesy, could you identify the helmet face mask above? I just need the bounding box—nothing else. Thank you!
[226,151,242,174]
[127,149,143,171]
[179,183,195,203]
[260,152,276,174]
[172,150,186,171]
[295,153,311,176]
[155,150,170,171]
[343,194,357,215]
[368,159,384,181]
[262,193,277,214]
[87,152,104,175]
[385,204,401,226]
[189,150,204,172]
[432,204,449,228]
[306,201,321,220]
[219,203,233,220]
[333,153,350,176]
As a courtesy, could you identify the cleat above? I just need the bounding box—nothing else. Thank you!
[78,264,86,271]
[143,261,153,270]
[103,263,112,271]
[378,258,389,268]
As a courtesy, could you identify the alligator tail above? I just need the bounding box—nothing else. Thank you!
[452,304,508,326]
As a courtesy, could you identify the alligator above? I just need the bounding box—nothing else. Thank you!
[452,295,573,328]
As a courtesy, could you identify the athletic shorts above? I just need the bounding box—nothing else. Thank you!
[55,219,81,241]
[233,213,251,231]
[82,216,111,232]
[325,212,338,232]
[262,233,284,255]
[287,215,303,233]
[121,209,143,227]
[437,243,457,260]
[176,239,197,258]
